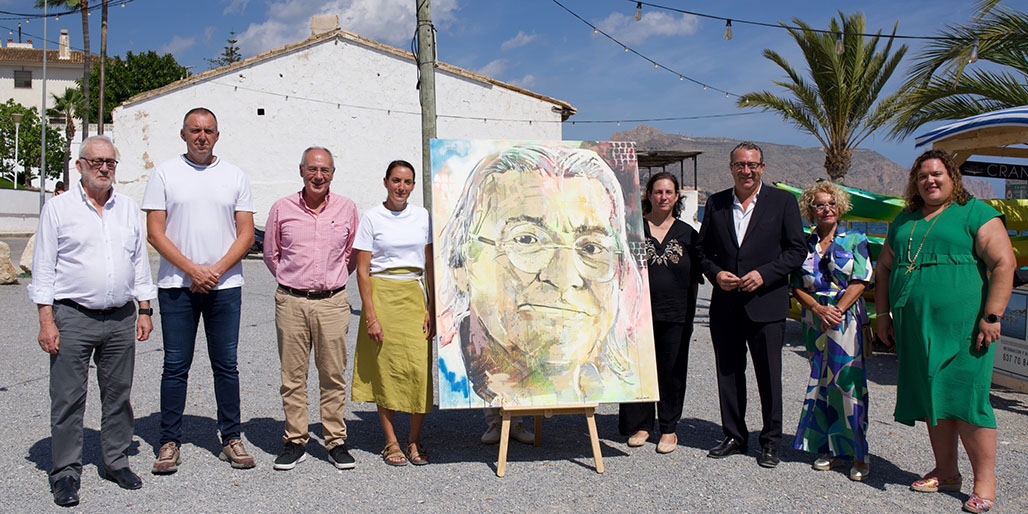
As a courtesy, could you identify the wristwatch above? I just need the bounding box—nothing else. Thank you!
[138,307,154,316]
[982,313,1001,323]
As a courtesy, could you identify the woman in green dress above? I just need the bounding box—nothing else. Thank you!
[874,150,1014,513]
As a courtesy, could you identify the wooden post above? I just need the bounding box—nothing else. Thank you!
[495,404,603,477]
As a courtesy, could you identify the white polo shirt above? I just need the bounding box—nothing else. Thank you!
[141,155,256,289]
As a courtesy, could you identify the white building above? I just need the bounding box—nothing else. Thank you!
[112,17,575,226]
[1,30,86,113]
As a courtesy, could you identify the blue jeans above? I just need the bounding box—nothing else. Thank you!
[158,287,242,446]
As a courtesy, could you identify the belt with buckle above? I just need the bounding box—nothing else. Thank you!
[278,285,345,299]
[55,299,131,315]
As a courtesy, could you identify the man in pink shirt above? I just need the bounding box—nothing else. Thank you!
[263,146,360,470]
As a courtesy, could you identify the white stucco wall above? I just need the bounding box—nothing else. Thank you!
[0,63,81,111]
[111,37,564,227]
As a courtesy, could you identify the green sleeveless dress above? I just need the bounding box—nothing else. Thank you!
[886,198,1002,428]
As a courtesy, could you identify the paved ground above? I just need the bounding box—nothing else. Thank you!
[1,241,1026,513]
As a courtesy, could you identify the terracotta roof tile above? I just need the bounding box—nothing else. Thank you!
[0,47,92,65]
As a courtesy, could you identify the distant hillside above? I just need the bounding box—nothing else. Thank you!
[610,125,994,199]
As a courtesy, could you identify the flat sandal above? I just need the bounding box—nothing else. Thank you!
[381,441,407,467]
[407,441,429,466]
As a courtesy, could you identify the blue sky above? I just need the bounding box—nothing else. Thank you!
[0,0,996,171]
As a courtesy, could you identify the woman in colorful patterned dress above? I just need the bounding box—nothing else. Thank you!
[875,150,1014,513]
[791,181,872,481]
[618,172,702,454]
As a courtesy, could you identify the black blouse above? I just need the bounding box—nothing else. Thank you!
[645,219,703,323]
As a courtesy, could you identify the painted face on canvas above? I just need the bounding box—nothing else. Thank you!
[466,170,620,377]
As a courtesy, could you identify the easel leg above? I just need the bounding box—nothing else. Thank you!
[533,415,542,447]
[585,408,604,474]
[496,411,512,477]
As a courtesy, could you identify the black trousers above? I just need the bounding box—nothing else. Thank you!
[709,315,784,449]
[619,320,693,435]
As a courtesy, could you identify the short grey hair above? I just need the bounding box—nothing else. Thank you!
[299,146,335,168]
[78,135,118,159]
[730,141,763,164]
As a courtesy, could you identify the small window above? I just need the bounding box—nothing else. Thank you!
[14,70,32,88]
[257,108,265,116]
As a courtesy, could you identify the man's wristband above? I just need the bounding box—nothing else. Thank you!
[138,307,154,316]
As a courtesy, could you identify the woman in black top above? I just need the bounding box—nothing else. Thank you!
[619,172,702,454]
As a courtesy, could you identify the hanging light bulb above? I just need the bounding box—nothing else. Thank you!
[654,62,658,69]
[122,2,126,7]
[679,76,684,81]
[624,46,629,53]
[593,27,598,35]
[725,92,729,98]
[969,38,979,63]
[634,2,642,22]
[836,32,844,55]
[724,20,732,40]
[55,15,59,21]
[617,121,621,126]
[703,85,707,91]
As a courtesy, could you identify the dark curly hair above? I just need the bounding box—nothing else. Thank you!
[641,172,682,217]
[904,149,972,212]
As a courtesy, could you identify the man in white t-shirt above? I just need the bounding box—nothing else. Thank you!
[142,107,257,474]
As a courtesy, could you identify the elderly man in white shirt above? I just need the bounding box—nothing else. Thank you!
[28,135,157,507]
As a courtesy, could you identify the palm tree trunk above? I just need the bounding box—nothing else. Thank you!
[63,115,74,186]
[824,148,852,184]
[97,0,107,133]
[79,0,90,139]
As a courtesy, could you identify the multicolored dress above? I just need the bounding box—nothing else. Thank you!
[791,227,872,463]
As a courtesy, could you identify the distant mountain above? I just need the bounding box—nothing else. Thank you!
[611,125,994,200]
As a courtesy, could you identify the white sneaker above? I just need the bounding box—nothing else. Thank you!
[510,423,535,445]
[481,423,501,444]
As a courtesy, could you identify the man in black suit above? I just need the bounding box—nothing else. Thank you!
[697,142,806,468]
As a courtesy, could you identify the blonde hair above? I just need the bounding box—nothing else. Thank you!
[799,181,852,223]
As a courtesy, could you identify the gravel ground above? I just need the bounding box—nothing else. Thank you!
[0,242,1025,513]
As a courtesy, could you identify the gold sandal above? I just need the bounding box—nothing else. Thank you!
[381,441,407,467]
[406,441,429,466]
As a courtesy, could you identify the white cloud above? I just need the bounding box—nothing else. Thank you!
[475,59,506,77]
[203,26,217,43]
[510,74,536,88]
[500,31,537,51]
[236,0,459,57]
[595,11,699,45]
[160,35,197,56]
[223,0,251,15]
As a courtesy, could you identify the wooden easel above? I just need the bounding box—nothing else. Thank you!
[495,403,604,477]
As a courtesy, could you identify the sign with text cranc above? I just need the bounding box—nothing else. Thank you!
[960,160,1028,180]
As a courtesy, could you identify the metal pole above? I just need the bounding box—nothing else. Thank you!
[40,0,48,211]
[98,0,108,134]
[693,156,698,190]
[13,118,21,189]
[416,0,437,211]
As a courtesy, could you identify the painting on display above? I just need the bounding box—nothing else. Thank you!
[430,139,658,409]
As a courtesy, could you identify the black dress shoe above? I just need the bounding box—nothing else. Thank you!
[51,476,80,507]
[104,467,143,490]
[758,446,781,468]
[707,437,748,458]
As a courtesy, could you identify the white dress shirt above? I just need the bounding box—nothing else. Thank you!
[732,183,762,246]
[28,180,157,310]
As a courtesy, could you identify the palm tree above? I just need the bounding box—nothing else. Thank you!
[737,12,907,183]
[48,88,84,187]
[888,0,1028,138]
[37,0,90,139]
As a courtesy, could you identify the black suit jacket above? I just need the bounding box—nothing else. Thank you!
[698,184,806,323]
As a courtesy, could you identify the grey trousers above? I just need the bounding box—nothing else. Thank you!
[49,301,136,483]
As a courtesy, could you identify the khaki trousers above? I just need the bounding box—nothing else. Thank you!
[275,288,350,448]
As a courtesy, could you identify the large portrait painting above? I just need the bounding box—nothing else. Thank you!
[431,139,658,408]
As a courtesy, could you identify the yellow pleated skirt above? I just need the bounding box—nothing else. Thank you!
[351,268,433,414]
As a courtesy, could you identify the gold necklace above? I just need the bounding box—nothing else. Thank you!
[905,206,946,274]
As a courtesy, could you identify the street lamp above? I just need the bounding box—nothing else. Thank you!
[11,112,23,189]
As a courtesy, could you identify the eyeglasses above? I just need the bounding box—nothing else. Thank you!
[81,158,118,169]
[475,225,621,282]
[730,161,763,171]
[813,201,837,211]
[302,166,334,176]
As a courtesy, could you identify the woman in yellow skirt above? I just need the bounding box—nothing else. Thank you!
[352,160,435,466]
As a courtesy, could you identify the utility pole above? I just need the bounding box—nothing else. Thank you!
[40,0,48,212]
[98,0,108,134]
[416,0,437,210]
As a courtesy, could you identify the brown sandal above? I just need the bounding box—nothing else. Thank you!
[406,441,429,466]
[381,441,407,467]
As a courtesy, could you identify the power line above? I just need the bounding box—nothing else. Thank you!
[550,0,740,98]
[0,0,142,22]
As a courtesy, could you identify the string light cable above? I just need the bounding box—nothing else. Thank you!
[0,0,140,22]
[550,0,740,98]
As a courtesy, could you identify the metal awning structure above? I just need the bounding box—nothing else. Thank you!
[636,150,702,189]
[914,105,1028,165]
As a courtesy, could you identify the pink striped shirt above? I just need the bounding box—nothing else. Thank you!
[263,191,360,291]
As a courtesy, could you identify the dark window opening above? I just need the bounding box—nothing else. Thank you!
[14,70,32,88]
[257,108,265,116]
